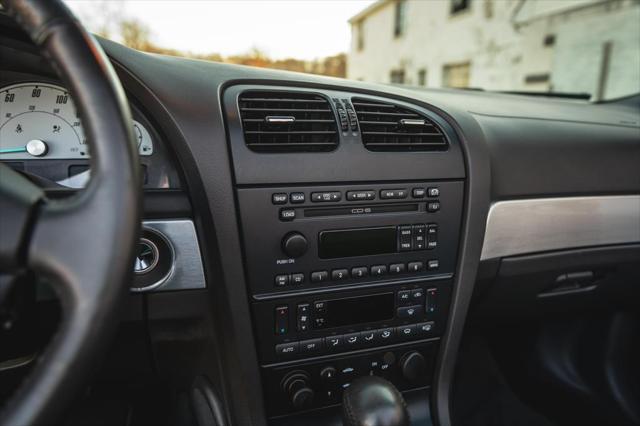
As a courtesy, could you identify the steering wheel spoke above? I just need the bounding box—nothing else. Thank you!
[0,1,142,424]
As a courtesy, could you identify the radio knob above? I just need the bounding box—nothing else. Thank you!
[400,351,426,384]
[282,371,315,410]
[282,232,308,258]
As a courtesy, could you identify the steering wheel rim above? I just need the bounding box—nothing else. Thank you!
[0,1,141,424]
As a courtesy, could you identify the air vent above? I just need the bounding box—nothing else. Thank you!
[352,98,448,152]
[239,91,338,152]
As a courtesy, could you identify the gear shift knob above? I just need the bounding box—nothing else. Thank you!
[342,376,410,426]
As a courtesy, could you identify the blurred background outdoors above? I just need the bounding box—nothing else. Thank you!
[65,0,640,100]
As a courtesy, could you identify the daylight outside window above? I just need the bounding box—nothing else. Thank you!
[66,0,640,101]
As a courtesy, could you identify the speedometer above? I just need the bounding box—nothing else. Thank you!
[0,82,153,159]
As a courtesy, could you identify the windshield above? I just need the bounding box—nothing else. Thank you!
[65,0,640,101]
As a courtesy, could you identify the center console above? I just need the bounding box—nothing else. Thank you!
[224,85,466,420]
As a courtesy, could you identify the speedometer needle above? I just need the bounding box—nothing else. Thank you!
[0,147,27,154]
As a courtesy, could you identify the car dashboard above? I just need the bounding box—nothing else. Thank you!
[1,13,639,426]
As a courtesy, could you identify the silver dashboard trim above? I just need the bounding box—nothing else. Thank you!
[133,219,206,292]
[481,195,640,260]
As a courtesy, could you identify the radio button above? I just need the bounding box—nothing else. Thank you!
[351,266,368,279]
[272,193,288,204]
[370,265,387,276]
[427,259,440,270]
[300,338,323,353]
[398,225,413,251]
[331,269,349,280]
[311,191,342,202]
[412,188,426,198]
[291,273,305,285]
[375,328,395,343]
[396,324,417,340]
[325,335,343,351]
[346,190,376,201]
[380,189,408,199]
[427,224,438,249]
[311,270,329,283]
[380,189,395,199]
[413,224,426,250]
[275,342,299,357]
[427,201,441,212]
[279,209,296,221]
[408,261,424,272]
[343,332,361,348]
[397,305,423,319]
[275,274,290,287]
[290,192,305,203]
[397,290,412,305]
[428,187,440,197]
[390,263,406,274]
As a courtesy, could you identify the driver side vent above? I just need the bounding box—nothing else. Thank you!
[352,98,448,152]
[239,91,338,152]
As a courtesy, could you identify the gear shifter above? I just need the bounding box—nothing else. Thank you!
[342,376,410,426]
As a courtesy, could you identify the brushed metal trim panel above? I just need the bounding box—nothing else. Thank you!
[481,195,640,260]
[135,219,206,292]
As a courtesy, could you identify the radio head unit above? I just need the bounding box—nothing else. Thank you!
[237,181,463,297]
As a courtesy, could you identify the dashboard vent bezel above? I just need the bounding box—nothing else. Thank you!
[352,97,449,152]
[238,90,339,153]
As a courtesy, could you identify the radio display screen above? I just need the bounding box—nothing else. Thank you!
[324,293,395,328]
[318,226,397,258]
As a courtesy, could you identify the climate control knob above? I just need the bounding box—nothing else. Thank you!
[400,351,426,384]
[282,232,308,258]
[282,371,315,410]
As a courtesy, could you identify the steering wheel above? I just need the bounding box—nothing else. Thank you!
[0,0,141,424]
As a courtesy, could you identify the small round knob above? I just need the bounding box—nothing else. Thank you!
[400,351,426,384]
[282,371,315,410]
[26,139,48,157]
[282,232,308,258]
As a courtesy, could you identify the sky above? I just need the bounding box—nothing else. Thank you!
[64,0,376,60]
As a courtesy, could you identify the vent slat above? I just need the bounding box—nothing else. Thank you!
[245,131,337,135]
[363,132,443,137]
[243,118,335,123]
[240,107,332,113]
[352,97,448,152]
[239,91,338,153]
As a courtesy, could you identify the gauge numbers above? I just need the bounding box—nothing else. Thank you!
[0,82,153,159]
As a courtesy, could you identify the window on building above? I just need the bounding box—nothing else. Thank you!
[390,69,406,84]
[442,62,471,88]
[356,21,365,51]
[524,73,550,84]
[543,34,556,47]
[394,0,407,37]
[451,0,471,15]
[418,69,427,86]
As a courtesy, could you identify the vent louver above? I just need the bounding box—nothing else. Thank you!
[239,91,339,152]
[352,98,448,152]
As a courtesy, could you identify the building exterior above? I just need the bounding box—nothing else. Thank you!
[347,0,640,99]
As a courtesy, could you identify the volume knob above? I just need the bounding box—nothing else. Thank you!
[282,232,308,258]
